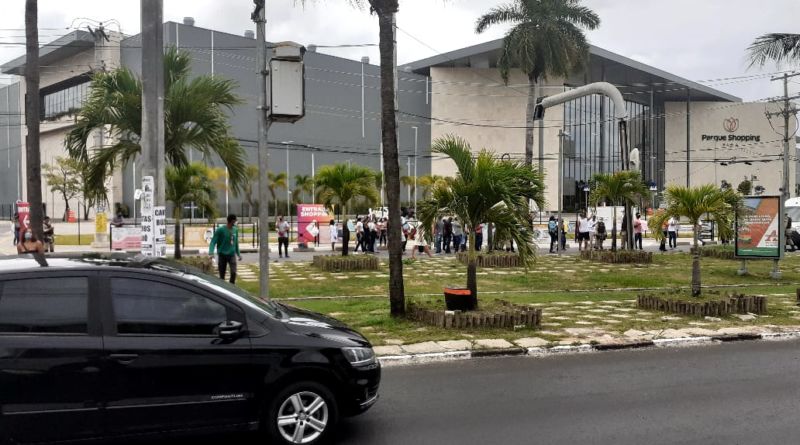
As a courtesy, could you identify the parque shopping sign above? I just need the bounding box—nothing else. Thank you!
[735,195,783,259]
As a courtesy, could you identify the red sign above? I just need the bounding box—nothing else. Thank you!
[16,201,30,231]
[297,204,334,247]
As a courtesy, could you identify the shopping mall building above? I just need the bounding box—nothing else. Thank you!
[0,24,794,218]
[403,40,796,211]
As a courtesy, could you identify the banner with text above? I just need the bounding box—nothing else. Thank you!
[140,176,154,256]
[297,204,334,247]
[112,226,142,250]
[735,195,783,259]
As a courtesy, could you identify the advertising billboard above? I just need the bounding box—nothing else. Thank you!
[735,195,783,259]
[297,204,334,247]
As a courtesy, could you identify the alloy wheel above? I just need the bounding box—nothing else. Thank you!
[276,390,329,444]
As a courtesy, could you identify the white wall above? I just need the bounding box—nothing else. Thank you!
[665,101,796,196]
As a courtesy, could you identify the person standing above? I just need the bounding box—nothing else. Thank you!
[620,213,628,250]
[474,222,483,252]
[633,213,644,250]
[16,230,45,254]
[208,214,242,284]
[329,219,338,252]
[660,219,668,252]
[548,216,558,253]
[12,212,19,246]
[434,217,443,254]
[276,215,290,258]
[411,220,432,259]
[378,217,387,247]
[668,215,678,249]
[452,217,464,253]
[442,217,453,254]
[588,215,597,250]
[595,218,607,250]
[354,217,364,253]
[42,216,55,253]
[343,217,354,256]
[577,212,590,251]
[560,218,568,250]
[367,216,377,253]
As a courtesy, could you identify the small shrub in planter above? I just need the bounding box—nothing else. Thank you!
[312,255,379,272]
[690,245,734,260]
[456,252,522,268]
[580,249,652,264]
[175,256,214,274]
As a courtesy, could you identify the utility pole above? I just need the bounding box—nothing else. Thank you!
[141,0,165,211]
[557,129,567,256]
[24,0,44,241]
[253,0,271,299]
[768,72,800,279]
[412,126,418,210]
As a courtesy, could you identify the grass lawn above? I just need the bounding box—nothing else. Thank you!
[55,234,95,246]
[233,253,800,346]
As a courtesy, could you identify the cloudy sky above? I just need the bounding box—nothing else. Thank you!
[0,0,798,101]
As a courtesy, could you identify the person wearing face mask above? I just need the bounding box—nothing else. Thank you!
[17,230,44,254]
[208,214,242,284]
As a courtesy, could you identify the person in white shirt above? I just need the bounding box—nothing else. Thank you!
[355,217,365,253]
[411,221,432,259]
[587,215,597,250]
[577,212,590,251]
[329,219,338,252]
[667,216,678,249]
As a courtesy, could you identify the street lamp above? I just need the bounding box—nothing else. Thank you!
[282,140,294,230]
[412,126,418,210]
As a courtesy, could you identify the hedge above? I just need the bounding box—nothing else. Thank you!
[579,249,653,264]
[691,245,735,260]
[312,255,380,272]
[176,256,214,274]
[456,252,523,268]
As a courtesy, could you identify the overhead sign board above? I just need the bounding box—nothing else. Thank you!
[735,195,783,259]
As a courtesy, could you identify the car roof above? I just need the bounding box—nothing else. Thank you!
[0,253,191,275]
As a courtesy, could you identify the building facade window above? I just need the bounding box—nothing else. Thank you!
[40,75,91,120]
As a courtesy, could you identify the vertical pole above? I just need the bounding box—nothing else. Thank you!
[311,151,315,202]
[380,143,384,207]
[413,126,418,210]
[361,58,365,139]
[557,130,564,256]
[406,156,411,204]
[685,88,691,187]
[783,73,790,207]
[254,1,271,299]
[132,161,136,222]
[225,167,229,216]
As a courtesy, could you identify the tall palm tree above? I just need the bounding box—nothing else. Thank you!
[267,172,288,217]
[418,135,545,301]
[647,185,737,297]
[293,174,314,204]
[476,0,600,167]
[65,47,247,200]
[589,171,650,251]
[315,163,379,220]
[418,174,448,200]
[747,33,800,67]
[166,162,217,259]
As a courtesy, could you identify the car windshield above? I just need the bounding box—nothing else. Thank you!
[146,258,280,317]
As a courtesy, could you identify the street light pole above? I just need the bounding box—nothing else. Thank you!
[557,130,567,256]
[253,0,271,299]
[412,126,418,209]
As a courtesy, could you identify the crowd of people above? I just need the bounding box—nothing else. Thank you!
[11,212,55,254]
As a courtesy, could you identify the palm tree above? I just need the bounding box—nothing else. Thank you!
[418,135,545,301]
[747,33,800,67]
[476,0,600,167]
[647,185,737,297]
[166,162,217,259]
[315,164,379,220]
[25,0,44,241]
[293,174,314,204]
[589,171,650,251]
[65,47,247,200]
[242,165,260,219]
[418,174,448,200]
[267,172,288,217]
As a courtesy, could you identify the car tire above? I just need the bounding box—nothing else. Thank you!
[263,380,339,445]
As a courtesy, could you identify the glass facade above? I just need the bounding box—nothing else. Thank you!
[562,93,664,211]
[41,80,90,120]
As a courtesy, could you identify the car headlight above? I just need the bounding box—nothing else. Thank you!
[342,347,376,366]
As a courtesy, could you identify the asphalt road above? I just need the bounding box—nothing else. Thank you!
[328,340,800,445]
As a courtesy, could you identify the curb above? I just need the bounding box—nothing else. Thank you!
[377,330,800,367]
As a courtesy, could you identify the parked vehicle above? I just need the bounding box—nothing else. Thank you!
[0,253,379,445]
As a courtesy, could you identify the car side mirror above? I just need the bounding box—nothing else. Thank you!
[216,320,244,340]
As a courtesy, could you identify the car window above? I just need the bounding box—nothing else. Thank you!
[111,277,228,336]
[0,277,89,334]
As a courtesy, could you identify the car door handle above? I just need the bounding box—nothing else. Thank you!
[108,354,139,365]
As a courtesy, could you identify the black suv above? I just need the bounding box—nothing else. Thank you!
[0,254,380,445]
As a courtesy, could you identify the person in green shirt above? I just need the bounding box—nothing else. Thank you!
[208,214,242,283]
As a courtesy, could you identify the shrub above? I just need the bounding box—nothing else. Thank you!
[456,252,522,268]
[312,255,380,272]
[691,245,735,260]
[175,255,214,274]
[580,250,652,264]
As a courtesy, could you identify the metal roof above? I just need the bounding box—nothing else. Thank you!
[0,30,95,76]
[401,39,741,104]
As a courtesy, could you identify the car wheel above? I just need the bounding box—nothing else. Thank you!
[264,381,338,445]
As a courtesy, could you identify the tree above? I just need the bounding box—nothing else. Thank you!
[25,0,44,240]
[315,163,379,221]
[476,0,600,167]
[737,179,753,195]
[418,135,545,301]
[267,172,287,217]
[418,174,448,200]
[242,165,260,218]
[65,47,247,201]
[747,33,800,68]
[401,175,416,204]
[647,185,737,297]
[589,171,651,251]
[293,174,314,204]
[166,162,217,259]
[42,157,82,221]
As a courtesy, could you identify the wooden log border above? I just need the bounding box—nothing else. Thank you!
[579,250,653,264]
[456,252,522,268]
[636,293,768,317]
[311,255,380,272]
[406,299,542,330]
